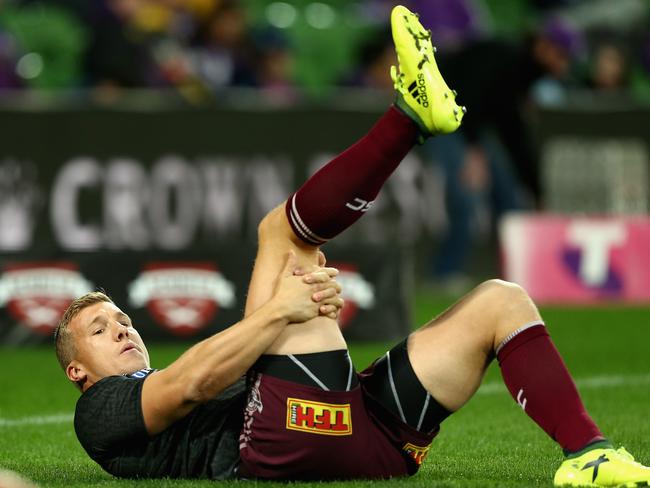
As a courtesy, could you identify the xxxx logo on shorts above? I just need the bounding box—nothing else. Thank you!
[286,398,352,436]
[128,262,235,336]
[402,442,432,465]
[0,262,93,334]
[328,263,375,330]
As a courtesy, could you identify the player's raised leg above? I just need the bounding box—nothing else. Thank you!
[243,4,464,354]
[402,280,650,487]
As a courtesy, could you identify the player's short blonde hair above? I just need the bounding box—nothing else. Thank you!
[54,292,113,374]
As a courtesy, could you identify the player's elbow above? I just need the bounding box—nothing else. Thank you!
[183,369,230,405]
[183,372,211,404]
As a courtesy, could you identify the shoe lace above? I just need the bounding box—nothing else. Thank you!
[390,65,406,94]
[614,447,641,466]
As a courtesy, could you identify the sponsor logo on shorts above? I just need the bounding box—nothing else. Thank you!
[128,262,235,336]
[402,442,431,465]
[286,398,352,436]
[0,262,94,334]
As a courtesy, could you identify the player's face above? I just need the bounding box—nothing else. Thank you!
[67,301,150,389]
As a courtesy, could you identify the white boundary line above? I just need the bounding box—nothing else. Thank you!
[1,373,649,428]
[0,413,73,427]
[477,373,650,395]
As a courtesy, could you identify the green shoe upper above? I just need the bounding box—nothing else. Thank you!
[390,5,465,141]
[554,447,650,487]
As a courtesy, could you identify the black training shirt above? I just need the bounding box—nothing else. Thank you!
[74,369,246,479]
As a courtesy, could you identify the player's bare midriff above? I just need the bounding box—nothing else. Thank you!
[264,315,347,354]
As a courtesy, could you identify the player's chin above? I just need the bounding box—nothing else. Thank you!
[120,355,148,375]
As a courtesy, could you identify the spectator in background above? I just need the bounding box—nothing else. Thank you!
[252,28,297,103]
[342,29,396,90]
[190,0,257,90]
[407,0,485,50]
[588,39,629,92]
[85,0,160,91]
[635,33,650,101]
[0,30,22,89]
[421,15,583,290]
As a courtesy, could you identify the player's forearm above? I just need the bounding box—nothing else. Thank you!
[141,258,343,434]
[170,300,288,403]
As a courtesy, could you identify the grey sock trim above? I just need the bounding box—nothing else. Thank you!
[495,321,546,356]
[289,194,327,245]
[386,350,407,423]
[288,354,329,391]
[416,393,431,431]
[345,353,354,392]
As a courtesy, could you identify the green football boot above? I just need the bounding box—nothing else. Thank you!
[554,447,650,487]
[390,5,465,140]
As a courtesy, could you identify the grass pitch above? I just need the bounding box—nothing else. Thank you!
[1,296,649,488]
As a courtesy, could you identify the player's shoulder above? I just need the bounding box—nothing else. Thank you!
[74,369,157,461]
[77,368,157,405]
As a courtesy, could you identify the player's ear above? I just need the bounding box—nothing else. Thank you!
[66,361,87,385]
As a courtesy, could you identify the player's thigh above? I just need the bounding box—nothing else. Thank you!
[407,282,507,411]
[244,203,321,317]
[245,204,347,354]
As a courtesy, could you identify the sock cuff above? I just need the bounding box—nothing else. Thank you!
[564,439,611,458]
[496,321,546,364]
[285,193,329,246]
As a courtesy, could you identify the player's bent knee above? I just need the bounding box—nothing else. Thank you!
[479,278,528,300]
[477,279,532,308]
[257,204,294,244]
[258,202,322,251]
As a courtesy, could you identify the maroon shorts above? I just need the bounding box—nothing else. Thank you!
[238,370,437,480]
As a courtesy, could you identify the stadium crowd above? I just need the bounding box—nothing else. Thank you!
[0,0,649,100]
[0,0,648,288]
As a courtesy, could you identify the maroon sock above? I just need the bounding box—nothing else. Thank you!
[286,106,418,245]
[497,323,605,453]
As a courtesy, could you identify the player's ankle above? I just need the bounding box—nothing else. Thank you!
[564,439,613,459]
[392,100,430,144]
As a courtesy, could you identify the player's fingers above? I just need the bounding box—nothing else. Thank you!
[317,250,327,266]
[319,305,340,321]
[308,279,342,295]
[320,296,344,310]
[303,270,336,284]
[311,287,339,302]
[322,266,339,277]
[319,304,337,315]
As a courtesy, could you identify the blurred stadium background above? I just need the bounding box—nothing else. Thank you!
[0,0,648,342]
[0,0,649,486]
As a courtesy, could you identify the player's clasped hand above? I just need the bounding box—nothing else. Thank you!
[273,251,344,323]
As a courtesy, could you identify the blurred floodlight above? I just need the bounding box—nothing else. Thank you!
[305,3,336,29]
[266,2,297,29]
[15,52,43,80]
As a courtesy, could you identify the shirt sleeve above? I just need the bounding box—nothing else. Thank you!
[74,375,149,462]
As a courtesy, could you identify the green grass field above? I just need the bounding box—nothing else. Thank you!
[1,296,649,488]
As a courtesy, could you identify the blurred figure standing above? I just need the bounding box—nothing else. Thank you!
[423,15,583,289]
[588,39,629,92]
[190,0,257,89]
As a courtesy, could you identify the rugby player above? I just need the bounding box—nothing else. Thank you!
[56,6,650,486]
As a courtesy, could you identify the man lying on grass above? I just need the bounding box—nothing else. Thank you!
[55,5,650,486]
